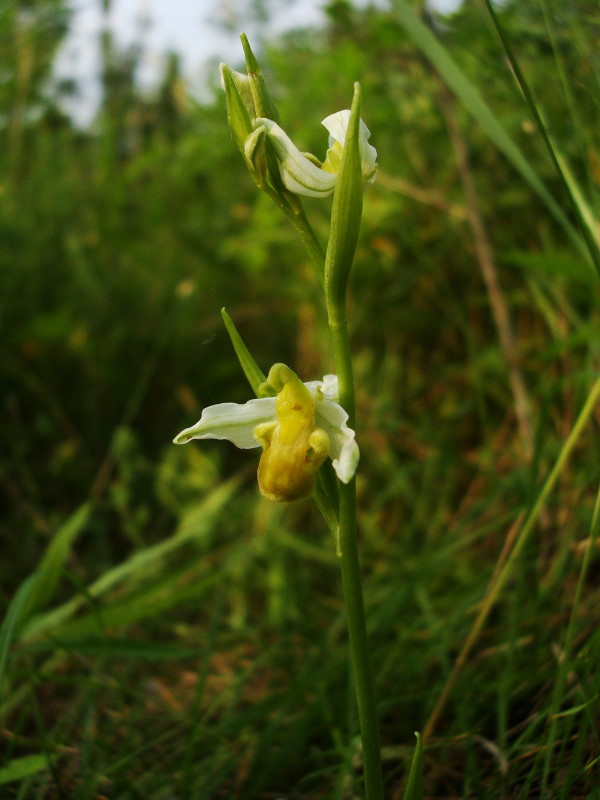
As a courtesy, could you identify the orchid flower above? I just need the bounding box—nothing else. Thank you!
[221,50,376,200]
[174,364,359,502]
[255,110,377,198]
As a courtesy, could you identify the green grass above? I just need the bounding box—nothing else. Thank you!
[1,0,599,797]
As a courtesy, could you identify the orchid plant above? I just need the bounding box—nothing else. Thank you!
[174,35,388,799]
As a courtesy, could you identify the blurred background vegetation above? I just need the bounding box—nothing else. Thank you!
[1,0,599,797]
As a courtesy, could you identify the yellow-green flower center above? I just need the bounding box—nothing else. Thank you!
[254,364,329,502]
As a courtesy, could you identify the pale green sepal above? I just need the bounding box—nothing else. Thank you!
[402,732,424,800]
[324,83,364,308]
[222,64,254,121]
[257,117,337,198]
[220,64,254,154]
[173,398,277,448]
[304,152,324,168]
[240,33,281,124]
[244,126,269,189]
[221,308,267,396]
[260,127,302,206]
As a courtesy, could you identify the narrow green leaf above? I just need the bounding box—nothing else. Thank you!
[402,732,424,800]
[388,0,589,264]
[0,573,40,693]
[36,570,219,641]
[0,754,49,785]
[554,147,599,264]
[20,479,239,642]
[1,505,90,664]
[19,503,90,625]
[221,307,267,395]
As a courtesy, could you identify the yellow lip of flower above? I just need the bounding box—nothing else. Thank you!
[254,364,331,502]
[173,366,359,500]
[255,109,377,198]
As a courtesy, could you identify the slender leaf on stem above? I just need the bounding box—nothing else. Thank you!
[323,82,383,799]
[221,307,267,395]
[325,83,363,312]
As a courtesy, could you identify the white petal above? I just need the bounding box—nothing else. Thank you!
[173,398,276,449]
[304,374,339,402]
[320,374,340,399]
[322,109,352,146]
[257,117,337,197]
[322,110,378,185]
[315,399,360,483]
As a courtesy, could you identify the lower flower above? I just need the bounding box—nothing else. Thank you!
[173,364,359,501]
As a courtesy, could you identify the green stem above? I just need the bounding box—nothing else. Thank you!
[284,204,326,284]
[329,308,384,800]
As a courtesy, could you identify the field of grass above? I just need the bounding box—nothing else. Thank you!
[1,1,599,797]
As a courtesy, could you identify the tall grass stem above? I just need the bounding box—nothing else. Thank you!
[423,376,600,740]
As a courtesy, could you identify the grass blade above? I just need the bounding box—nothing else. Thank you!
[19,479,239,642]
[481,0,600,277]
[0,574,40,698]
[402,732,424,800]
[388,0,591,269]
[19,503,90,625]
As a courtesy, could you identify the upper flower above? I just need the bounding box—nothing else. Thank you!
[220,38,377,200]
[174,365,359,502]
[255,110,377,198]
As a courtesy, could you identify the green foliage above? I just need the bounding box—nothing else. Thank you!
[1,0,599,797]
